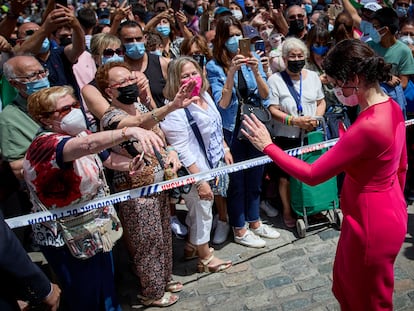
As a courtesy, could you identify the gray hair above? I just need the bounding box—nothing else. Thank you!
[282,37,309,59]
[3,61,16,80]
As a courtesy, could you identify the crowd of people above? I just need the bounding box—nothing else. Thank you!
[0,0,413,309]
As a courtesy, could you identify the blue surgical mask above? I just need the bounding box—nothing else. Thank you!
[197,6,203,15]
[150,50,163,56]
[156,25,171,37]
[325,0,332,4]
[360,20,381,43]
[124,42,146,60]
[102,54,124,64]
[39,38,50,54]
[225,35,242,54]
[311,44,329,55]
[25,77,50,95]
[304,4,313,14]
[396,6,408,18]
[311,0,318,5]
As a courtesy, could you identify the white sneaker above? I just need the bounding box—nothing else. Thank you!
[260,200,279,217]
[171,216,188,237]
[251,223,281,239]
[212,220,230,244]
[234,229,266,248]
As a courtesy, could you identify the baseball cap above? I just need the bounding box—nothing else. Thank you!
[242,25,261,40]
[363,2,382,12]
[214,6,232,17]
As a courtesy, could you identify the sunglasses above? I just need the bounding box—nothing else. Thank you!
[46,101,81,118]
[288,14,305,20]
[102,48,125,57]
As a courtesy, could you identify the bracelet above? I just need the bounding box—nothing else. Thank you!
[151,109,164,122]
[111,130,115,145]
[121,127,128,140]
[166,146,176,153]
[284,115,293,126]
[224,147,230,153]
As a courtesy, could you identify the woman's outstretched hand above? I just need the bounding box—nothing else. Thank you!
[241,114,273,152]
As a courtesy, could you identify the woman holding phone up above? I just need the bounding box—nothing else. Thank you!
[206,16,280,249]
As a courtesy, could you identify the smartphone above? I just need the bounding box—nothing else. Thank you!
[238,38,251,57]
[55,0,68,7]
[192,54,205,70]
[171,0,181,12]
[255,40,266,54]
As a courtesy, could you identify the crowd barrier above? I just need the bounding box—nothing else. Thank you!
[6,118,414,229]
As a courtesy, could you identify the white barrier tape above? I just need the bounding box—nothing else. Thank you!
[6,119,414,229]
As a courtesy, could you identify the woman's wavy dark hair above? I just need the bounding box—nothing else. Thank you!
[331,11,354,44]
[212,16,243,72]
[323,39,392,85]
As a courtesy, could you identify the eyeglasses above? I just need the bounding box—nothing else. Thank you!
[288,14,305,21]
[108,75,137,89]
[13,69,49,83]
[102,48,125,57]
[45,101,81,118]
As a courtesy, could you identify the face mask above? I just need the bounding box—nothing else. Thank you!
[59,108,87,135]
[289,19,305,35]
[232,10,243,20]
[396,6,408,18]
[328,23,334,32]
[150,50,163,56]
[260,29,273,40]
[116,83,139,105]
[124,42,145,60]
[225,35,242,53]
[311,44,329,55]
[59,37,72,47]
[287,59,305,73]
[311,0,318,5]
[334,87,359,106]
[39,38,50,53]
[399,35,414,45]
[304,4,312,14]
[245,6,255,14]
[182,75,203,97]
[25,77,50,95]
[269,33,283,49]
[156,25,171,37]
[360,20,381,43]
[102,54,124,64]
[197,6,203,15]
[325,0,332,4]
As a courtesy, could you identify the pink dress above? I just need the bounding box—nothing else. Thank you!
[264,99,408,310]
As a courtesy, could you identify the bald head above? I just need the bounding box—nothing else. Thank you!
[3,56,43,80]
[17,22,40,39]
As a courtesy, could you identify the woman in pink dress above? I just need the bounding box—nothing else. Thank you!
[241,39,408,311]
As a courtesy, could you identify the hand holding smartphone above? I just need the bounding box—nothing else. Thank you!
[238,38,251,58]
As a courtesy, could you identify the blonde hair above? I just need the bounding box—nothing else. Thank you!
[28,86,75,123]
[90,33,121,56]
[163,57,209,101]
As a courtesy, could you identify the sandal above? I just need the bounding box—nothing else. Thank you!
[184,242,214,260]
[197,254,232,273]
[138,292,178,307]
[165,280,183,293]
[283,217,296,228]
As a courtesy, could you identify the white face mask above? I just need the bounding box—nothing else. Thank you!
[232,9,243,20]
[334,87,359,107]
[59,108,87,135]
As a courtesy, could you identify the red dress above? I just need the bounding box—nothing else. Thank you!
[264,99,408,310]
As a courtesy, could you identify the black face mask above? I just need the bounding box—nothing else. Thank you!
[117,83,139,105]
[245,6,255,13]
[59,37,72,47]
[289,19,305,35]
[287,59,306,73]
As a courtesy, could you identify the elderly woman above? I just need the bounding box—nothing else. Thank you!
[23,86,163,311]
[206,16,280,248]
[160,56,233,272]
[265,37,326,227]
[95,61,194,307]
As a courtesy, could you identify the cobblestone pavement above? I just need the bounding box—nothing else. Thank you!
[115,203,414,311]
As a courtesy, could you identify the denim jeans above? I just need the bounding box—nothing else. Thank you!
[224,129,265,228]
